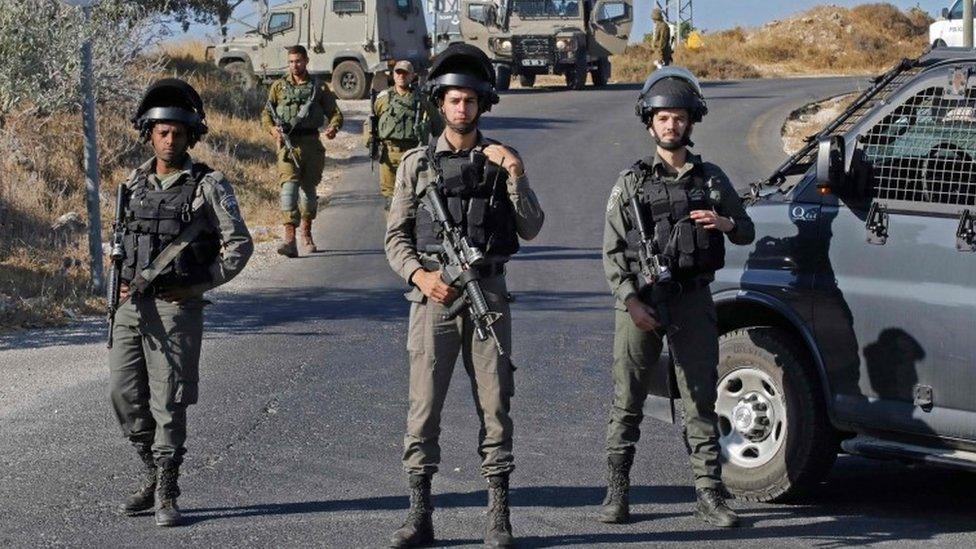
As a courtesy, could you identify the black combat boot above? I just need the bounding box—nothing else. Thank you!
[598,453,633,523]
[484,475,514,548]
[119,446,156,515]
[390,474,434,548]
[154,458,183,527]
[695,487,739,528]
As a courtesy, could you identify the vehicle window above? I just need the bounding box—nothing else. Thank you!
[948,0,974,20]
[595,1,626,22]
[333,0,365,13]
[267,12,294,34]
[859,81,976,207]
[512,0,580,18]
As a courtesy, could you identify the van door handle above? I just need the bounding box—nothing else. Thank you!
[957,209,975,252]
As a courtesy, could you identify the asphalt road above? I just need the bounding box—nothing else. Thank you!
[3,77,976,548]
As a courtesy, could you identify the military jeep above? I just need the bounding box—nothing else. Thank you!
[207,0,431,99]
[648,47,976,502]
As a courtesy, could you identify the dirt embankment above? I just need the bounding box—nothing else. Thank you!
[613,3,933,81]
[0,42,364,331]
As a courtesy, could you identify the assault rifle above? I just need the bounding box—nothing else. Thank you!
[419,185,506,357]
[367,88,380,171]
[629,197,674,333]
[265,100,300,170]
[106,183,129,349]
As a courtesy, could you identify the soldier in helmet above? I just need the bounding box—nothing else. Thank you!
[597,67,754,528]
[651,8,673,68]
[109,78,253,527]
[371,60,443,210]
[384,43,544,548]
[261,44,343,257]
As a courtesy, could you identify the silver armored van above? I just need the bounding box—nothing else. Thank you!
[207,0,432,99]
[458,0,633,90]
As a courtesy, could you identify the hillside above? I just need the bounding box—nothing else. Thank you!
[614,3,933,81]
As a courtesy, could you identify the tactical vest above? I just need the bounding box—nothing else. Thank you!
[377,90,426,143]
[121,164,221,290]
[626,161,725,280]
[413,142,520,259]
[274,78,325,130]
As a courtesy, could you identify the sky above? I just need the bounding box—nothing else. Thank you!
[186,0,956,44]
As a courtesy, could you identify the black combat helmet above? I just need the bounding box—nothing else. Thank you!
[635,66,708,124]
[132,78,208,146]
[424,43,499,112]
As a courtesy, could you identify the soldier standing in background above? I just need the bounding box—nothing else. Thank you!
[651,8,673,68]
[262,45,343,257]
[109,78,253,527]
[370,60,443,210]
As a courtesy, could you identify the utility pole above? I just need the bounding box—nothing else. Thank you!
[965,0,973,48]
[64,0,104,294]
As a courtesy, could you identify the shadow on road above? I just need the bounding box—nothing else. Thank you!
[481,116,577,131]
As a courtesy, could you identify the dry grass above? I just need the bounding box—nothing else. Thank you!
[613,3,932,82]
[781,93,858,155]
[0,40,358,331]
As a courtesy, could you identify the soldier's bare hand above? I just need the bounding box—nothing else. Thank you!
[158,287,198,304]
[483,144,524,179]
[323,127,338,140]
[412,269,459,304]
[625,296,661,333]
[691,209,733,232]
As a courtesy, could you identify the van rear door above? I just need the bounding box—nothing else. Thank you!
[589,0,632,56]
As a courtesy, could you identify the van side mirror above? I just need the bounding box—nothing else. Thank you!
[942,7,950,19]
[816,135,846,192]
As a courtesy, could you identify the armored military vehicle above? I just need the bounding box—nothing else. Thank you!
[646,47,976,502]
[458,0,633,90]
[207,0,431,99]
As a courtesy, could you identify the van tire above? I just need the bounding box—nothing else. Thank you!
[224,61,258,90]
[518,74,535,87]
[332,60,368,100]
[496,65,512,91]
[714,327,838,503]
[564,66,586,90]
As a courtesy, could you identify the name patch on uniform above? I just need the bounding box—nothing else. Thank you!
[607,186,623,213]
[220,193,242,221]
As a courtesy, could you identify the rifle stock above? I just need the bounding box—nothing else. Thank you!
[106,183,128,348]
[368,88,380,171]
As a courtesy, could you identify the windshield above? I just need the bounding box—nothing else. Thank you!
[512,0,580,18]
[949,0,974,19]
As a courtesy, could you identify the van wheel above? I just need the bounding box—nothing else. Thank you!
[332,61,368,100]
[518,74,535,87]
[495,64,512,91]
[715,327,837,502]
[223,61,258,90]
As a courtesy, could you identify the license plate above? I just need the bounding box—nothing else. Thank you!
[522,59,547,66]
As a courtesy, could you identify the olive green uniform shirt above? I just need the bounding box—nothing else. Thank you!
[261,73,344,133]
[603,151,754,310]
[373,86,444,141]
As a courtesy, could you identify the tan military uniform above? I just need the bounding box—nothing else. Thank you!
[385,132,544,477]
[261,74,343,225]
[651,12,673,67]
[110,155,253,461]
[602,151,754,489]
[371,87,443,199]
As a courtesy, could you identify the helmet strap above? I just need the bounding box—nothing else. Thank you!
[650,122,694,150]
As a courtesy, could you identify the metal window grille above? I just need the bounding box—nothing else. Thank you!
[333,0,365,13]
[859,85,976,207]
[792,66,924,171]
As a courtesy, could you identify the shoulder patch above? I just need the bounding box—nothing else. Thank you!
[203,172,243,221]
[607,185,624,213]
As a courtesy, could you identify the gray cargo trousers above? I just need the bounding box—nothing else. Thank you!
[605,285,722,490]
[402,274,516,478]
[109,295,204,461]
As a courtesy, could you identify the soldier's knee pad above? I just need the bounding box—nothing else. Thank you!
[280,180,299,211]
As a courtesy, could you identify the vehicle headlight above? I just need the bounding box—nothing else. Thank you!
[490,38,513,53]
[501,40,512,51]
[556,38,575,51]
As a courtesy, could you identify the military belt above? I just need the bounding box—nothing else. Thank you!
[422,259,506,278]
